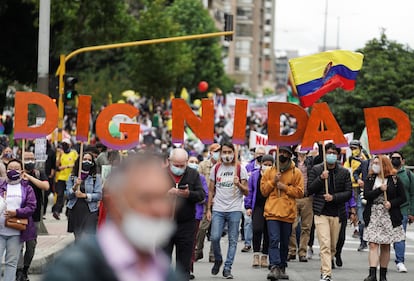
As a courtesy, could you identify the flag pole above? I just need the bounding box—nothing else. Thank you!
[21,139,25,164]
[276,146,281,197]
[321,121,329,194]
[234,144,239,197]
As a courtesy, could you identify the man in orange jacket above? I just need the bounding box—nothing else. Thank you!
[261,146,304,280]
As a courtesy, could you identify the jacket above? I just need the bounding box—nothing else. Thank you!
[42,236,182,281]
[307,163,352,218]
[169,167,205,223]
[260,161,304,223]
[245,169,261,210]
[0,179,37,242]
[395,167,414,216]
[66,175,103,212]
[363,174,406,228]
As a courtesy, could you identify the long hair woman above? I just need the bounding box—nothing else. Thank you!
[66,152,102,242]
[363,155,406,281]
[0,159,36,281]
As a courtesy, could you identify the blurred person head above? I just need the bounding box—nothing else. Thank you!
[220,142,235,165]
[325,143,341,166]
[61,139,72,154]
[208,143,221,163]
[369,155,396,177]
[104,153,175,254]
[260,154,274,174]
[23,151,36,172]
[253,146,266,163]
[73,152,97,179]
[168,148,188,176]
[2,146,13,162]
[278,146,293,168]
[187,156,199,171]
[390,151,404,169]
[349,140,362,157]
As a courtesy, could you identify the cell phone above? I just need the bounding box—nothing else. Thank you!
[178,184,189,190]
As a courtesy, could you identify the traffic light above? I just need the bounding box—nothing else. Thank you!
[49,76,59,104]
[64,75,78,101]
[224,13,233,41]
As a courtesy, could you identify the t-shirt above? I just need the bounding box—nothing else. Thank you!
[0,183,22,236]
[57,150,78,181]
[210,163,248,212]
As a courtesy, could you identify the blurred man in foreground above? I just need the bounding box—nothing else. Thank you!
[42,153,182,281]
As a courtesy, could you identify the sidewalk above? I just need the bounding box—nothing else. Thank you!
[29,213,74,274]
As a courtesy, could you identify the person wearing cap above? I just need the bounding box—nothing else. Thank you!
[261,146,304,280]
[245,154,274,268]
[288,145,315,263]
[307,142,352,281]
[52,139,78,220]
[344,139,369,239]
[195,143,221,262]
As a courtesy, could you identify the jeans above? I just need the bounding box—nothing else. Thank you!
[0,235,23,281]
[252,205,269,254]
[243,212,252,246]
[267,220,292,268]
[210,211,242,271]
[394,215,408,264]
[288,197,313,257]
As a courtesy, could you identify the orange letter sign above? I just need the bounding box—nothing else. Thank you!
[172,98,214,144]
[364,106,411,154]
[76,95,91,142]
[14,92,58,139]
[301,103,347,150]
[96,104,140,150]
[232,99,248,144]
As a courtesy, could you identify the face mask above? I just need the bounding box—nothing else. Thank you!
[352,148,361,157]
[256,155,263,163]
[3,152,13,159]
[62,144,70,153]
[261,165,270,173]
[391,157,401,168]
[170,164,185,176]
[24,161,35,171]
[279,155,289,163]
[7,169,21,181]
[188,163,199,170]
[212,152,220,161]
[121,212,176,253]
[372,164,381,174]
[81,160,93,172]
[326,154,337,164]
[221,154,234,163]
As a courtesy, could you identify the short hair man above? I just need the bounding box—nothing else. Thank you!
[42,153,182,281]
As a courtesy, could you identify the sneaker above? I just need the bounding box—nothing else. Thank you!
[335,254,342,267]
[223,269,233,279]
[352,229,359,238]
[358,243,368,252]
[195,251,203,261]
[52,212,60,220]
[306,247,313,259]
[267,266,280,281]
[279,267,289,280]
[396,262,408,273]
[211,260,222,275]
[320,274,332,281]
[299,256,308,262]
[287,254,296,261]
[241,245,251,252]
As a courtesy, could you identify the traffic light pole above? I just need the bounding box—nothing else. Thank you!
[55,30,233,141]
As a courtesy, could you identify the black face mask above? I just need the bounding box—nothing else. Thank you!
[279,155,289,163]
[82,161,93,172]
[256,155,263,163]
[62,143,70,153]
[24,161,35,171]
[391,157,402,168]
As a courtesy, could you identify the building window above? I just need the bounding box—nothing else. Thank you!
[236,7,253,20]
[236,24,253,37]
[235,57,251,72]
[235,41,251,54]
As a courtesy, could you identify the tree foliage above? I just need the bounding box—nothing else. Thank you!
[321,32,414,164]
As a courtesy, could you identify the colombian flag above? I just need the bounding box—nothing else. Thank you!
[289,50,364,108]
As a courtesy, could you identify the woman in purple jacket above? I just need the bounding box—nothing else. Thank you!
[0,159,36,281]
[244,154,274,268]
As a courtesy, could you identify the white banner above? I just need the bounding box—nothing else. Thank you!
[249,131,275,152]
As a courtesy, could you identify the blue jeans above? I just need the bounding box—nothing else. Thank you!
[244,213,252,246]
[267,220,292,268]
[0,235,23,281]
[210,211,242,271]
[394,215,408,264]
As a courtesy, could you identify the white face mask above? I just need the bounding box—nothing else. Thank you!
[371,163,381,174]
[121,212,176,254]
[221,154,234,163]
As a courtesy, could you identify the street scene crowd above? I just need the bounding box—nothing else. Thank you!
[0,92,413,281]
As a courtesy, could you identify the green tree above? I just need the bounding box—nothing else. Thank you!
[167,0,234,99]
[321,32,414,163]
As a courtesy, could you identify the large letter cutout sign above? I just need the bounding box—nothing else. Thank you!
[172,98,214,144]
[301,102,347,150]
[267,102,309,146]
[364,106,411,154]
[232,99,248,144]
[14,92,58,139]
[96,104,140,150]
[76,95,91,142]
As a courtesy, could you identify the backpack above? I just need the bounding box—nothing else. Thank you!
[214,163,241,186]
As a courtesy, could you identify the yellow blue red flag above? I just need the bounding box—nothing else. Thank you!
[288,50,364,108]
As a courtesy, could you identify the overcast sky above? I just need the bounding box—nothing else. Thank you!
[274,0,414,56]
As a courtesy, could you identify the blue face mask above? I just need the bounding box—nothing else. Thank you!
[211,152,220,161]
[188,163,199,170]
[170,164,185,176]
[326,154,338,164]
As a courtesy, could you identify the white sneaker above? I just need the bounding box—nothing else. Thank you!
[396,262,408,273]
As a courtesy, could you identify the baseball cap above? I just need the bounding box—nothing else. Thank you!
[209,143,221,152]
